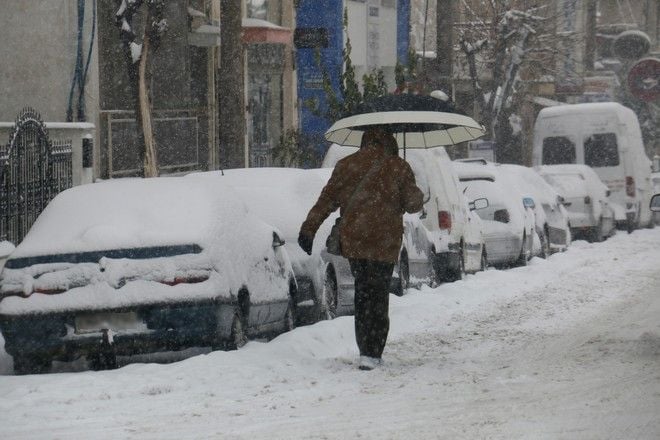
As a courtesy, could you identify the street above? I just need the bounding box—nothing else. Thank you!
[1,228,659,439]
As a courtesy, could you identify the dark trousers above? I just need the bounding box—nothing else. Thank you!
[349,258,395,359]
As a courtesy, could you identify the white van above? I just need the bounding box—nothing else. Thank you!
[532,102,653,230]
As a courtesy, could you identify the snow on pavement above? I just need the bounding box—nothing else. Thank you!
[1,228,659,439]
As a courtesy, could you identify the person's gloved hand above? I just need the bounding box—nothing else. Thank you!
[298,232,313,255]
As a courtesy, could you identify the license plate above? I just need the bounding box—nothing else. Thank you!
[75,311,144,334]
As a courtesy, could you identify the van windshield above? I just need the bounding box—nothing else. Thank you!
[542,136,576,164]
[584,133,619,167]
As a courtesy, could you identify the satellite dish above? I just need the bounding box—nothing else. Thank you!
[613,30,651,60]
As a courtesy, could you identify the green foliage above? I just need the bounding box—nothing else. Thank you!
[305,7,390,123]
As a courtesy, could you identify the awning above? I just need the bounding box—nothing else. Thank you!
[242,18,292,45]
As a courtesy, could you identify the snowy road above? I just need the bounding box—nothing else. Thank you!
[1,229,659,439]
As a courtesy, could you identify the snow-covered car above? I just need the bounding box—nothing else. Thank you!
[536,164,615,241]
[195,167,345,322]
[454,161,537,267]
[498,164,572,256]
[0,177,296,374]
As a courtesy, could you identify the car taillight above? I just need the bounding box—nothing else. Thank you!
[32,288,66,295]
[626,176,635,197]
[160,275,209,286]
[438,211,452,230]
[584,196,591,205]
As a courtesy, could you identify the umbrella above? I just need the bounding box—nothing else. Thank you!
[324,94,486,150]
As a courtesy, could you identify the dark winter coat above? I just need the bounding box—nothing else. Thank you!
[300,144,424,264]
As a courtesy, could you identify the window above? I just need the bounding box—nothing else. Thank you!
[542,136,576,165]
[584,132,619,167]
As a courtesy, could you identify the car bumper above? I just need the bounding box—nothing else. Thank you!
[0,300,233,361]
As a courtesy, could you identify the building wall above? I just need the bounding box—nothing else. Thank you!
[0,0,100,174]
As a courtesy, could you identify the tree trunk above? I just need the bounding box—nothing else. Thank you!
[138,21,159,178]
[432,0,454,94]
[218,0,246,169]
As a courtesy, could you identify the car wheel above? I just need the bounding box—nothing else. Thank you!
[319,268,338,321]
[588,218,604,243]
[393,252,410,296]
[515,233,529,267]
[447,243,466,281]
[226,311,248,350]
[283,296,296,333]
[13,353,51,375]
[480,247,488,271]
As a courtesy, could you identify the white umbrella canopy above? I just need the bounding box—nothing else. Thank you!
[323,93,486,149]
[324,110,486,148]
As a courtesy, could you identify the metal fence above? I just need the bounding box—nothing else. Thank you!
[0,108,72,245]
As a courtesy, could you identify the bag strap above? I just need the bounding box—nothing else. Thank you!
[343,157,386,216]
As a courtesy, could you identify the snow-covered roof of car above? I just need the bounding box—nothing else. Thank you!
[10,176,251,259]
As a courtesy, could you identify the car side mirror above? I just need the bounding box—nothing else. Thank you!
[469,198,489,211]
[522,197,535,209]
[651,194,660,212]
[419,208,427,219]
[422,187,431,204]
[272,232,286,248]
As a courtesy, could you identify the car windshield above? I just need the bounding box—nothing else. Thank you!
[542,136,576,164]
[584,132,619,167]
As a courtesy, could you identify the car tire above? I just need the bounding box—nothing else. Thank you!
[13,353,51,375]
[540,228,551,258]
[447,243,465,282]
[319,268,338,321]
[480,247,488,272]
[393,252,410,296]
[283,296,296,333]
[588,218,604,243]
[226,311,248,350]
[515,233,529,267]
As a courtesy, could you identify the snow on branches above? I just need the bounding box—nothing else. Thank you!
[115,0,168,64]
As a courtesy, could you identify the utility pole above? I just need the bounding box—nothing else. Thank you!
[584,0,597,72]
[433,0,454,94]
[219,0,246,169]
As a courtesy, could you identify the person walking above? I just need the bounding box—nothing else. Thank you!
[298,126,424,370]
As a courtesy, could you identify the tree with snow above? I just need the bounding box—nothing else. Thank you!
[115,0,168,178]
[456,1,577,163]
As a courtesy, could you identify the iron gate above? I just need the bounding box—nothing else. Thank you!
[0,108,72,244]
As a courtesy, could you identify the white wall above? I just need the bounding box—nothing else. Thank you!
[345,0,398,90]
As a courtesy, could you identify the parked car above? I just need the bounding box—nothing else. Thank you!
[652,173,660,225]
[532,102,653,230]
[0,176,296,374]
[453,161,537,267]
[198,167,344,322]
[536,164,615,242]
[651,194,660,212]
[323,144,487,286]
[498,164,572,256]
